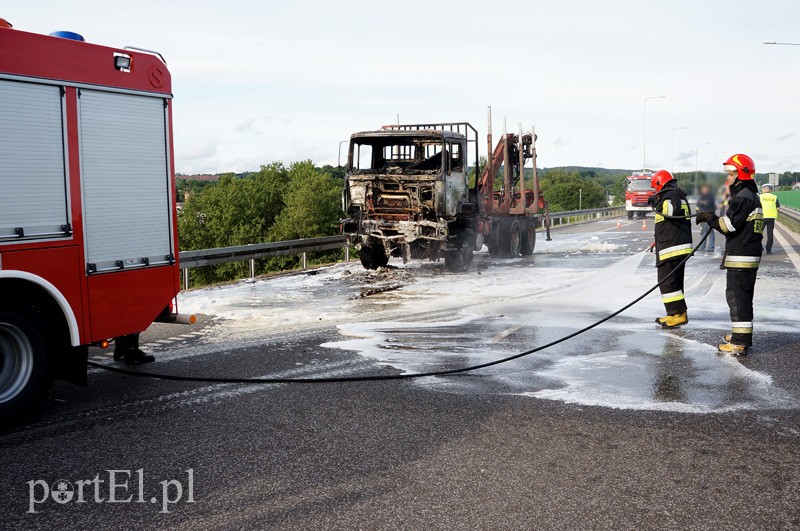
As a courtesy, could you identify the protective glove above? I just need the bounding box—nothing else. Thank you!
[695,211,713,225]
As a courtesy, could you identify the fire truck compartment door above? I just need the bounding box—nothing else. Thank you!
[79,90,173,273]
[0,80,69,242]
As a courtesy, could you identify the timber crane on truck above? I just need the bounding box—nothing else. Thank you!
[341,107,551,272]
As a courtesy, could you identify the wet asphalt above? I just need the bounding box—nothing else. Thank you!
[1,218,799,530]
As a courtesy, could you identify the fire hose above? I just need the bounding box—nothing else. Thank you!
[87,213,712,384]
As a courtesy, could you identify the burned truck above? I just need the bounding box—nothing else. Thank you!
[341,117,550,272]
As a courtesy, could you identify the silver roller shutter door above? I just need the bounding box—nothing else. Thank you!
[80,90,173,273]
[0,80,69,241]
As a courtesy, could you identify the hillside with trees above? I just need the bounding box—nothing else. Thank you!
[178,161,343,286]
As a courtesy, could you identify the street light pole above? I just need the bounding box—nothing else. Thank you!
[694,141,710,195]
[643,96,666,174]
[579,188,582,211]
[671,126,687,174]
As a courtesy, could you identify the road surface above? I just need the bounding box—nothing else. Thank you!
[2,217,799,529]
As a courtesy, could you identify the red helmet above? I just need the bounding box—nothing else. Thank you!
[650,170,674,192]
[723,154,755,180]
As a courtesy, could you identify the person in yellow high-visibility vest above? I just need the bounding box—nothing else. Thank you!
[760,184,781,254]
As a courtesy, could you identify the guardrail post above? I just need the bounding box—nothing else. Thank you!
[183,269,189,290]
[345,246,350,262]
[302,252,307,269]
[249,258,255,278]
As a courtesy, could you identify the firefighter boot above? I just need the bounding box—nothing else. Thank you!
[123,349,156,366]
[718,341,748,356]
[656,312,688,329]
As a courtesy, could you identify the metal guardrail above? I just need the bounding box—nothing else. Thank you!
[547,206,625,227]
[176,207,626,288]
[780,206,800,225]
[178,235,348,289]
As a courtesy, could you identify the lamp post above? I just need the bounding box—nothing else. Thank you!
[671,126,687,174]
[643,95,666,174]
[694,142,710,195]
[579,188,582,211]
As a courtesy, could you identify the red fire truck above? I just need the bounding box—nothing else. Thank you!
[0,20,185,420]
[624,173,656,219]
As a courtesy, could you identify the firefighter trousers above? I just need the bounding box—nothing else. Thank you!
[726,268,757,346]
[657,260,687,315]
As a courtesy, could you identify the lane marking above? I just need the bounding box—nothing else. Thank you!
[774,223,800,274]
[156,339,175,344]
[487,326,522,344]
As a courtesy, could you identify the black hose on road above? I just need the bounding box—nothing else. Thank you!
[87,231,712,385]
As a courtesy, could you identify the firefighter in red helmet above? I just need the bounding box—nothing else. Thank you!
[648,170,693,328]
[695,154,763,355]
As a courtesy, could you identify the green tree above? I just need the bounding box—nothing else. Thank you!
[268,161,343,269]
[538,169,607,211]
[178,163,289,284]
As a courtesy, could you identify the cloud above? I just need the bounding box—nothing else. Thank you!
[775,132,796,142]
[175,139,219,161]
[552,137,570,148]
[674,150,695,163]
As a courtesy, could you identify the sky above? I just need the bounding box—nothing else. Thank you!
[5,1,800,175]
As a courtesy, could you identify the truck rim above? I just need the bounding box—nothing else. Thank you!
[0,323,34,404]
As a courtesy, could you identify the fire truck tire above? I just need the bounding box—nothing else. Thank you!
[520,220,536,256]
[627,210,634,220]
[359,245,389,270]
[498,219,522,257]
[637,211,647,219]
[0,306,51,423]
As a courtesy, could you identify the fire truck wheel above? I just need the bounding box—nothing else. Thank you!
[520,221,536,256]
[637,211,647,219]
[627,211,634,220]
[0,307,51,422]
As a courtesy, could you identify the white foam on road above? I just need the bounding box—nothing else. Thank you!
[175,224,800,413]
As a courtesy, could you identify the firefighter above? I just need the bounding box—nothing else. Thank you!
[113,333,155,365]
[648,170,693,328]
[760,183,781,254]
[695,154,763,356]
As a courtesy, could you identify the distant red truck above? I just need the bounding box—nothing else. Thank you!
[624,173,656,219]
[0,20,185,420]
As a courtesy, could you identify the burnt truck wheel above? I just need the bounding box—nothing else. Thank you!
[0,307,51,423]
[498,219,522,257]
[359,245,389,270]
[627,210,634,220]
[520,220,537,256]
[445,245,473,273]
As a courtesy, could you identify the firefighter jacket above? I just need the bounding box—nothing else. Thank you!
[710,179,763,269]
[760,192,780,219]
[650,180,692,266]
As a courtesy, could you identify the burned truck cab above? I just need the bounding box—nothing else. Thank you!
[342,128,471,269]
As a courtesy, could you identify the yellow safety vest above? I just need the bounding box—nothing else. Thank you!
[761,192,778,219]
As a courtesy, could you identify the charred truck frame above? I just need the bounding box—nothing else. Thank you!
[342,109,551,271]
